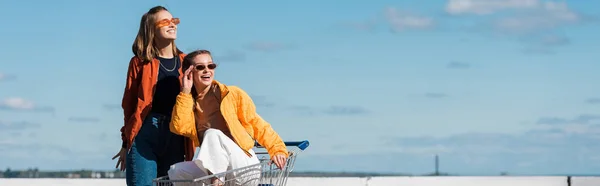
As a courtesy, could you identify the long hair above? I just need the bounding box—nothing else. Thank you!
[131,6,182,63]
[182,49,213,99]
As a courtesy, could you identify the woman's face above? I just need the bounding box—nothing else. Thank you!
[153,10,178,41]
[191,54,217,87]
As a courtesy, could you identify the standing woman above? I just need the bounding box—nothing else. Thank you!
[111,6,195,186]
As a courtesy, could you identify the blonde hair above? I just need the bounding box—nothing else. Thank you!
[131,6,181,63]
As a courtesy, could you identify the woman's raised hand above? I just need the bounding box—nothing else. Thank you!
[182,67,193,94]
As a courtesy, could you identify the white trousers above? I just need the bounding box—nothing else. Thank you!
[167,129,261,186]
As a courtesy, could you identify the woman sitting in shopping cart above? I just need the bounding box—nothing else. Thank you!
[167,49,289,185]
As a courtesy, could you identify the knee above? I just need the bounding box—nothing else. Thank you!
[168,162,184,176]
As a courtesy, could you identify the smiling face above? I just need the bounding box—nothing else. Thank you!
[153,10,178,41]
[191,53,218,88]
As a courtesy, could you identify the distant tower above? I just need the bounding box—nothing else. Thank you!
[434,154,439,175]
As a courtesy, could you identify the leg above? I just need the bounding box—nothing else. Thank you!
[125,139,158,186]
[167,161,209,186]
[230,149,261,186]
[156,115,185,178]
[195,129,230,183]
[196,129,261,184]
[126,114,159,186]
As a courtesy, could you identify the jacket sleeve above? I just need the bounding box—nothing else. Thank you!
[120,57,140,148]
[234,87,289,158]
[170,92,199,145]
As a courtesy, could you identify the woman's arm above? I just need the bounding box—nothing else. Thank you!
[234,87,289,158]
[170,92,199,145]
[120,57,140,148]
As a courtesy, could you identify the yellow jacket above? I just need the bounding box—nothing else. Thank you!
[170,80,289,158]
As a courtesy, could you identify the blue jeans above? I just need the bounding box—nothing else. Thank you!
[126,112,185,186]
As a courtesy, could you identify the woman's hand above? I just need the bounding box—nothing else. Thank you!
[112,147,127,171]
[271,154,287,169]
[182,67,193,94]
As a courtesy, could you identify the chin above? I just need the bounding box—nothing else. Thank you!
[159,34,177,40]
[201,81,212,86]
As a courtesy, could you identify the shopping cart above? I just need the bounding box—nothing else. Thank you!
[153,140,310,186]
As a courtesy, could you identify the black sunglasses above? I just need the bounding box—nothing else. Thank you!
[194,63,217,71]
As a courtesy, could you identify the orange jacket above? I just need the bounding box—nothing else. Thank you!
[120,53,195,161]
[170,80,289,158]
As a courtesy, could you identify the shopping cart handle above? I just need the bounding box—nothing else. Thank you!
[255,140,310,150]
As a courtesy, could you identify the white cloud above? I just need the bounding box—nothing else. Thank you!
[2,97,35,110]
[0,73,16,81]
[0,97,54,113]
[493,2,581,34]
[446,1,584,35]
[446,0,540,15]
[384,7,434,32]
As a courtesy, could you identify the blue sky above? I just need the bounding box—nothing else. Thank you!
[0,0,599,175]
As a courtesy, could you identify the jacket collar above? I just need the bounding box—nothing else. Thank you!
[212,80,230,99]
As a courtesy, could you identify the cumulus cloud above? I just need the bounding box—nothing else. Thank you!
[446,0,539,15]
[339,6,434,33]
[447,0,586,34]
[445,0,589,54]
[492,2,582,34]
[384,7,435,32]
[0,73,17,81]
[0,97,55,113]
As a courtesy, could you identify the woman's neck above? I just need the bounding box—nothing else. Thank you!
[195,84,212,99]
[156,41,175,58]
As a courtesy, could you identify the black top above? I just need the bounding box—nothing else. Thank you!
[151,55,181,115]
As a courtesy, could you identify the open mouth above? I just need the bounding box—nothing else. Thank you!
[167,29,176,33]
[201,75,211,81]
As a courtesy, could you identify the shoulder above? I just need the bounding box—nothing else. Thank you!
[225,85,250,99]
[227,85,245,95]
[178,52,187,60]
[128,56,144,67]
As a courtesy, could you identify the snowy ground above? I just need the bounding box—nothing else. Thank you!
[0,176,598,186]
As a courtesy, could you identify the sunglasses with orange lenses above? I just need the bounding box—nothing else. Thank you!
[195,64,217,71]
[155,18,180,28]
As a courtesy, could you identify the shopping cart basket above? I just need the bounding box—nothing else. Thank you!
[153,140,310,186]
